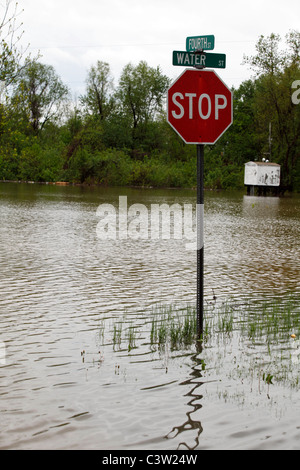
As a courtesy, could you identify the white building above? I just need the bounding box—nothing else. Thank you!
[244,161,281,187]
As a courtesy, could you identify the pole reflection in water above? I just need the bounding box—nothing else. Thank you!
[165,351,205,450]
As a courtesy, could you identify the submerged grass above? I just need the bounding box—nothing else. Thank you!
[113,322,123,350]
[96,293,300,392]
[150,304,197,349]
[239,295,300,342]
[104,294,300,352]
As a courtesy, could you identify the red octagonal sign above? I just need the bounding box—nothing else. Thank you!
[167,69,233,144]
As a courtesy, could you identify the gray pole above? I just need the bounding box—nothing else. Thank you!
[197,144,204,339]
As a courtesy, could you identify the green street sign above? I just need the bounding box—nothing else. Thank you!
[173,51,226,69]
[186,35,215,51]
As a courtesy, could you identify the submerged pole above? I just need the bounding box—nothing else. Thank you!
[197,144,204,339]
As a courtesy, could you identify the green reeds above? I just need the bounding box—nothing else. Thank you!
[101,294,299,354]
[113,322,123,350]
[94,294,299,394]
[127,326,136,352]
[216,301,234,334]
[239,295,300,342]
[112,322,137,352]
[150,304,198,349]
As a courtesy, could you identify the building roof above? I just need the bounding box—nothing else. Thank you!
[246,161,281,167]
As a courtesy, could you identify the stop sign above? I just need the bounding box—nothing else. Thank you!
[167,69,233,144]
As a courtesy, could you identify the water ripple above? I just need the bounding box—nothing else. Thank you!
[0,184,299,449]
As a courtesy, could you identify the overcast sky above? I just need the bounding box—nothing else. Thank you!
[18,0,300,98]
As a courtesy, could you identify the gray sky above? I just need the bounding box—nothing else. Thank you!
[19,0,300,97]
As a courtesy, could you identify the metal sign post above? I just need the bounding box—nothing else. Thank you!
[197,144,204,338]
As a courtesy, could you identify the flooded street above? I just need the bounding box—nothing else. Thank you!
[0,182,299,450]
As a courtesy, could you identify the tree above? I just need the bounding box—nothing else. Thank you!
[12,58,69,134]
[116,61,170,145]
[243,33,285,76]
[243,31,300,189]
[81,61,114,120]
[220,80,259,163]
[286,30,300,66]
[0,0,28,85]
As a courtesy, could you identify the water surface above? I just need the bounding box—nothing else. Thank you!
[0,183,299,450]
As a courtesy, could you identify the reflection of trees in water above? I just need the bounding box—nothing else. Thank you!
[165,352,204,450]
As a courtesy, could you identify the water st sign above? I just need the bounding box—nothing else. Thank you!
[167,69,233,145]
[186,35,215,51]
[173,51,226,69]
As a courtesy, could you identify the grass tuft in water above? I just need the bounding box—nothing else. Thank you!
[104,295,300,352]
[150,304,198,349]
[97,293,300,390]
[113,322,122,350]
[127,326,136,352]
[216,301,234,334]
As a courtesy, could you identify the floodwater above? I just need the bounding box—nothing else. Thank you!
[0,182,299,450]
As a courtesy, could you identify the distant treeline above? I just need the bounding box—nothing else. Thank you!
[0,4,299,191]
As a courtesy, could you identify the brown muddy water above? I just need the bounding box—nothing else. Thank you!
[0,182,299,450]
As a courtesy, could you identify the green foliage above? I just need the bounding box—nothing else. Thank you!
[0,23,299,191]
[11,58,70,135]
[65,148,133,185]
[80,61,115,120]
[0,1,29,85]
[116,61,170,146]
[0,144,18,180]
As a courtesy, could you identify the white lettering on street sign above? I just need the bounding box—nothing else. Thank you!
[175,52,206,67]
[186,35,215,52]
[215,95,227,119]
[188,37,211,50]
[198,94,211,119]
[171,93,185,119]
[171,92,228,121]
[167,69,233,144]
